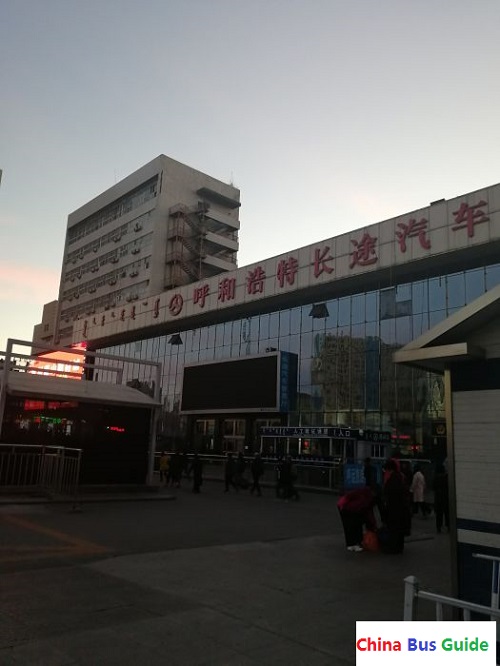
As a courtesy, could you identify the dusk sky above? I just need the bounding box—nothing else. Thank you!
[1,0,499,351]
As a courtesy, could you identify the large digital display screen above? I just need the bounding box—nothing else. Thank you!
[181,353,297,413]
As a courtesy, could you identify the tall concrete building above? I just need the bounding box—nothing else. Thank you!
[34,155,240,346]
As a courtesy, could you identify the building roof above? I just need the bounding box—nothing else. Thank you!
[2,372,161,409]
[393,283,500,372]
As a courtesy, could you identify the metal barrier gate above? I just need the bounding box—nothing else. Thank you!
[0,443,82,500]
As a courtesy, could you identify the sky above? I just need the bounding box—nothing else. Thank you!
[1,0,500,351]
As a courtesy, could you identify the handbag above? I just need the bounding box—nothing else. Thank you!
[361,529,380,552]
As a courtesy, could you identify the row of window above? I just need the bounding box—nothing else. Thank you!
[64,236,153,291]
[61,279,150,321]
[67,179,157,245]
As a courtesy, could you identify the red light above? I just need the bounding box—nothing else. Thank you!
[107,426,125,433]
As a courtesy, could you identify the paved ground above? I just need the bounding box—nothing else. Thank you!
[0,482,451,665]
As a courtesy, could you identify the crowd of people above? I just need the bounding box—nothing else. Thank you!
[158,450,300,500]
[159,450,449,554]
[338,457,450,554]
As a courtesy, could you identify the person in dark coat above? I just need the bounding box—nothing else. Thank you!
[168,452,181,487]
[363,457,376,488]
[275,456,285,498]
[433,463,450,533]
[282,455,299,500]
[224,452,238,493]
[337,486,377,552]
[380,458,411,553]
[250,452,264,496]
[235,452,248,489]
[189,454,203,494]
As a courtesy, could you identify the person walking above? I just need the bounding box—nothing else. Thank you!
[380,458,411,553]
[282,455,299,500]
[159,452,169,486]
[275,456,284,498]
[410,464,428,517]
[169,452,182,487]
[337,486,377,552]
[433,463,450,533]
[363,457,376,488]
[224,452,238,493]
[189,453,203,494]
[179,452,188,484]
[235,452,248,489]
[250,452,264,496]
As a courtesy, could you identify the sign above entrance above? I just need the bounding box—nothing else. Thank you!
[260,426,392,441]
[260,426,357,439]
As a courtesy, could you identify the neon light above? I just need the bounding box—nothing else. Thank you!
[27,346,86,379]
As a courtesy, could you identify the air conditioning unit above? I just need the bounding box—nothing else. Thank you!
[129,271,139,277]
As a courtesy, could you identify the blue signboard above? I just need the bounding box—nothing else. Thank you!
[343,463,365,489]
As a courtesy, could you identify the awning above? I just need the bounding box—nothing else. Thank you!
[2,372,161,409]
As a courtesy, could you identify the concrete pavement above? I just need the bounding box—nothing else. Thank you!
[0,483,451,665]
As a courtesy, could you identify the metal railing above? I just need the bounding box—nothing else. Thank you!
[404,573,500,622]
[0,443,82,501]
[154,452,344,492]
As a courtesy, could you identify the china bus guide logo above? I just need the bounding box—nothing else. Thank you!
[356,621,496,664]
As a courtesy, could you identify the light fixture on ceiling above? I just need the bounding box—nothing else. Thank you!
[309,303,329,319]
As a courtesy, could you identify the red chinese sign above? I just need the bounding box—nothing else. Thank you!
[218,277,236,302]
[350,232,378,269]
[313,246,334,278]
[81,197,495,336]
[247,266,266,295]
[396,218,431,253]
[153,298,160,318]
[169,294,184,316]
[193,284,210,308]
[277,257,298,288]
[452,200,489,238]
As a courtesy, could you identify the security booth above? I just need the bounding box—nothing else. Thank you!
[394,283,500,616]
[0,339,162,486]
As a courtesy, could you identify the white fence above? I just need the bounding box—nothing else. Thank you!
[404,555,500,625]
[0,443,82,499]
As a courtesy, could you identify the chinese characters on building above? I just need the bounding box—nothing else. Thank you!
[83,199,489,332]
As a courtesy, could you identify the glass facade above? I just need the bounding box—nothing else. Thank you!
[99,262,500,456]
